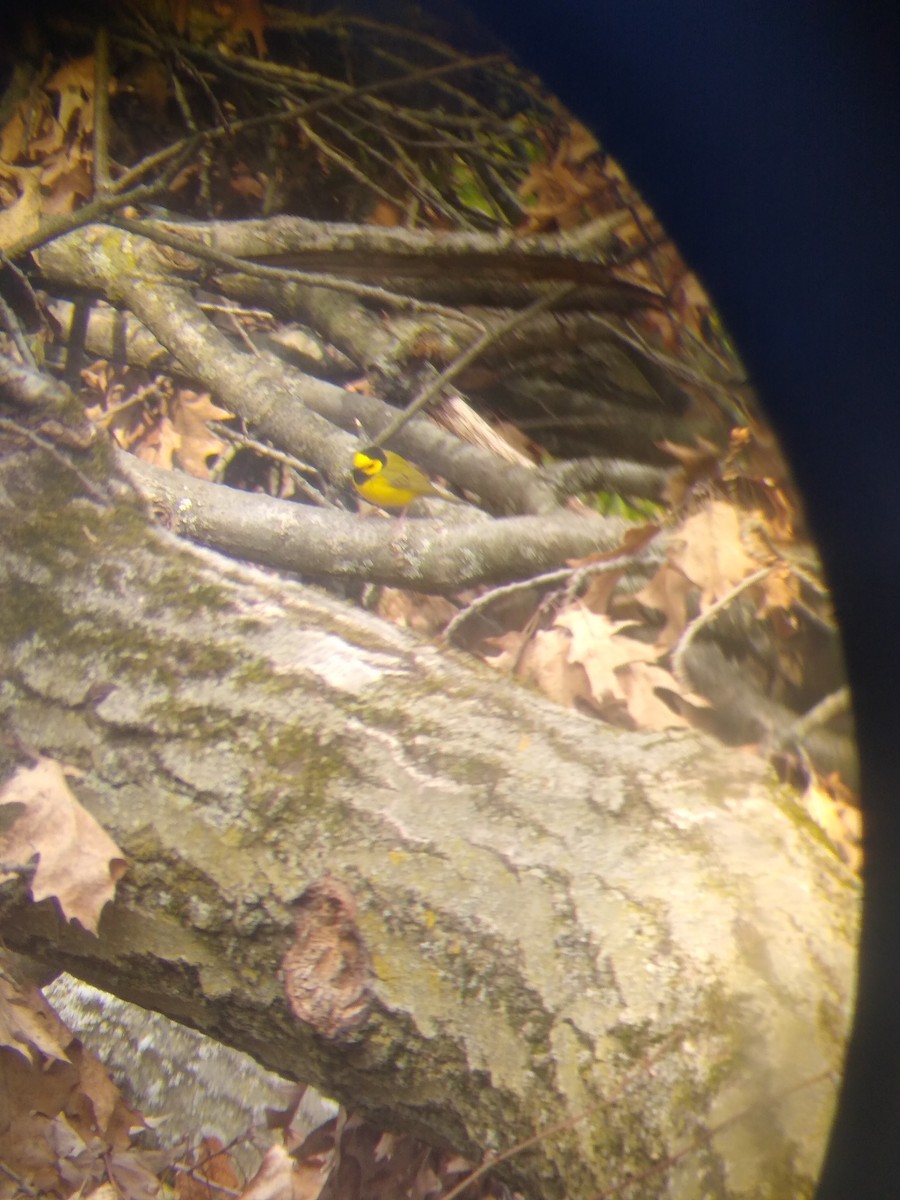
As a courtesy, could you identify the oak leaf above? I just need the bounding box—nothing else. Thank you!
[555,605,656,703]
[171,390,233,478]
[520,626,596,709]
[667,500,757,609]
[0,758,126,933]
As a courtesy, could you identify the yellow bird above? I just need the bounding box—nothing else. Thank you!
[351,446,460,510]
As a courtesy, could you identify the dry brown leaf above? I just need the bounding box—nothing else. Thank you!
[566,526,660,614]
[801,776,863,875]
[482,629,529,674]
[579,569,622,615]
[756,562,801,619]
[0,103,29,162]
[98,1144,162,1200]
[230,161,266,200]
[122,58,170,116]
[170,160,200,194]
[635,562,694,649]
[238,1142,310,1200]
[70,1042,127,1141]
[45,55,96,137]
[222,0,269,58]
[171,390,233,478]
[0,164,42,251]
[568,523,660,571]
[671,271,711,336]
[374,1131,401,1161]
[176,1136,241,1200]
[726,420,789,485]
[555,605,655,704]
[0,1109,63,1194]
[375,589,457,636]
[366,198,404,226]
[0,975,71,1065]
[83,1185,120,1200]
[292,1156,332,1200]
[515,120,619,232]
[41,156,93,215]
[23,116,67,160]
[135,413,182,470]
[0,970,150,1198]
[658,436,722,505]
[0,757,126,933]
[638,306,681,354]
[566,119,600,164]
[667,500,757,609]
[615,662,691,731]
[519,627,596,709]
[724,423,800,541]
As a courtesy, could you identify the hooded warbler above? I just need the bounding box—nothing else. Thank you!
[351,446,460,510]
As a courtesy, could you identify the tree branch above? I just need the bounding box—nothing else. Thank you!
[116,452,641,591]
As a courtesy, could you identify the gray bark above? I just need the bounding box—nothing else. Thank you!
[44,973,336,1173]
[0,444,859,1199]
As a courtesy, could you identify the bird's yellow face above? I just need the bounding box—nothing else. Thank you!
[352,449,385,480]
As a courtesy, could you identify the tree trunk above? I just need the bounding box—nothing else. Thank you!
[0,445,858,1199]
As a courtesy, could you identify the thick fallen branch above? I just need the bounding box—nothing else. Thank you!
[35,225,563,516]
[117,451,647,591]
[0,438,859,1199]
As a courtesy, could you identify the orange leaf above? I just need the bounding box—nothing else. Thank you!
[221,0,268,58]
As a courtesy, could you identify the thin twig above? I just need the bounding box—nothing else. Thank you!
[297,117,407,214]
[210,422,332,507]
[374,282,579,447]
[0,293,37,369]
[224,309,260,356]
[442,554,650,645]
[111,52,506,196]
[778,685,852,748]
[90,379,169,427]
[168,58,216,214]
[0,1159,39,1197]
[92,26,112,194]
[670,565,773,691]
[383,130,477,229]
